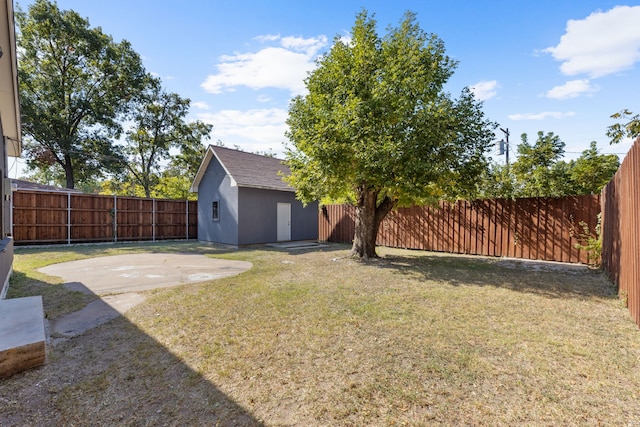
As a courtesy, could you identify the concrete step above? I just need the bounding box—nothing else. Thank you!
[266,241,328,250]
[0,296,46,378]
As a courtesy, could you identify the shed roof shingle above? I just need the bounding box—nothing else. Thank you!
[191,145,293,193]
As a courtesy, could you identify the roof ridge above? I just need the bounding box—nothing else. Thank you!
[207,145,293,193]
[211,145,286,162]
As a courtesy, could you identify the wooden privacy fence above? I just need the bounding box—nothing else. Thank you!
[320,195,601,265]
[12,190,197,245]
[601,137,640,327]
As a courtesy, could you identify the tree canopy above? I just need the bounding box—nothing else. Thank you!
[479,132,619,199]
[17,0,147,189]
[17,0,213,199]
[286,10,496,258]
[569,141,620,194]
[511,131,566,197]
[607,109,640,145]
[122,77,211,198]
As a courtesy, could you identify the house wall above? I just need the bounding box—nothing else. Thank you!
[0,119,14,298]
[197,156,239,245]
[237,187,318,245]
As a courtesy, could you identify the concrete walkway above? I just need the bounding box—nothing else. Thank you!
[38,253,252,340]
[39,253,252,295]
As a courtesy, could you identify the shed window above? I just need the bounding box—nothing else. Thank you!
[212,201,220,221]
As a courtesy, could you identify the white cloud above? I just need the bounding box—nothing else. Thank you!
[508,111,576,121]
[150,71,175,81]
[201,35,328,96]
[197,108,289,154]
[280,35,327,56]
[470,80,499,101]
[546,79,599,100]
[191,101,210,110]
[254,34,280,43]
[544,5,640,78]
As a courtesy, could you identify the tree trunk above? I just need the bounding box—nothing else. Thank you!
[350,186,395,259]
[63,155,75,189]
[143,181,151,198]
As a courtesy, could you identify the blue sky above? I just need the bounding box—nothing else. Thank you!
[11,0,640,176]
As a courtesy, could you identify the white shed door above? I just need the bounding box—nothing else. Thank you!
[277,203,291,241]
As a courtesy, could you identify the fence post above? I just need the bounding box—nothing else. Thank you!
[186,199,189,240]
[67,192,71,245]
[113,195,117,242]
[152,198,156,242]
[9,183,13,238]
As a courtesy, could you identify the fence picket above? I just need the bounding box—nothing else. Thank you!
[12,191,197,245]
[319,195,600,265]
[602,137,640,328]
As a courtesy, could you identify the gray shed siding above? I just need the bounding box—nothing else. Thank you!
[197,156,239,245]
[237,187,318,246]
[290,199,319,242]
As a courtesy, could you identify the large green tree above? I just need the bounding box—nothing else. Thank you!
[17,0,147,189]
[123,77,211,197]
[286,11,496,258]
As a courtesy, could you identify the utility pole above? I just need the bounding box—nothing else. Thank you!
[499,127,510,166]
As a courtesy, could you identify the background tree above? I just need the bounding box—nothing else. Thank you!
[479,133,619,198]
[511,131,567,197]
[154,170,198,200]
[569,141,619,194]
[17,0,147,189]
[478,163,517,199]
[607,109,640,144]
[123,77,212,197]
[286,10,496,258]
[166,131,209,181]
[99,179,146,198]
[101,169,198,200]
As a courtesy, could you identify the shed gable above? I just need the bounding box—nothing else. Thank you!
[191,145,293,193]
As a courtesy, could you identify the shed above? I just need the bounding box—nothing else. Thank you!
[190,145,318,246]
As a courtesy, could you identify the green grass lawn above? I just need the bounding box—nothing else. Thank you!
[2,241,640,426]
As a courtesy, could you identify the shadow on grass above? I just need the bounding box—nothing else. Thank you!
[6,271,95,320]
[1,251,264,426]
[246,240,616,301]
[369,250,617,301]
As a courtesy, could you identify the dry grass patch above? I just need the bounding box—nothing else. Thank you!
[2,242,640,426]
